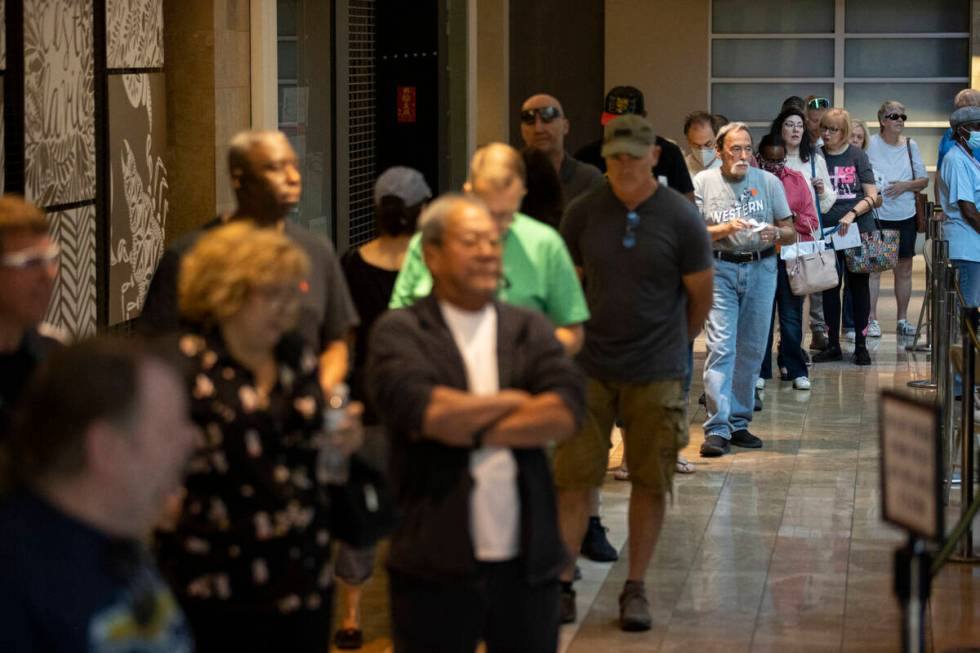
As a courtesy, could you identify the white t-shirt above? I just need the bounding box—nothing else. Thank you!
[866,134,927,222]
[439,301,520,562]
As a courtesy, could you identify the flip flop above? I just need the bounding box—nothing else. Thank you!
[676,457,695,474]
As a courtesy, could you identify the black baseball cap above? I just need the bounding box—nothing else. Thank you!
[601,86,645,125]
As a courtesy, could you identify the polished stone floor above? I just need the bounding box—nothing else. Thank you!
[336,264,980,652]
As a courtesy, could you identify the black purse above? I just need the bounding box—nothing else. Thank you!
[327,454,397,547]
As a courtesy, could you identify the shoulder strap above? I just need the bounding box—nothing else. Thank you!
[810,155,824,234]
[906,138,915,177]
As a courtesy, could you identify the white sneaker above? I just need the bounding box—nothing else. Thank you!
[866,320,882,338]
[843,329,856,342]
[755,378,765,390]
[793,376,811,390]
[896,319,916,337]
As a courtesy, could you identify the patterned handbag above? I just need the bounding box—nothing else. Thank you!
[843,213,899,274]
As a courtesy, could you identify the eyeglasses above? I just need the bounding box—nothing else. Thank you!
[623,211,640,249]
[520,106,561,125]
[884,113,908,122]
[727,146,753,155]
[807,97,831,110]
[820,125,842,135]
[0,243,59,269]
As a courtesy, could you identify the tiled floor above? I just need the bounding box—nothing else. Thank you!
[336,262,980,652]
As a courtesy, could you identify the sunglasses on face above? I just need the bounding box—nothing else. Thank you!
[520,106,561,125]
[884,113,908,122]
[623,211,640,249]
[807,97,831,110]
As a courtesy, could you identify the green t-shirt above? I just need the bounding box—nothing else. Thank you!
[389,213,590,327]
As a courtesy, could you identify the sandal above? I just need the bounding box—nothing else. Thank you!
[676,457,695,474]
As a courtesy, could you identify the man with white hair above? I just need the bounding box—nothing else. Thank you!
[695,122,795,458]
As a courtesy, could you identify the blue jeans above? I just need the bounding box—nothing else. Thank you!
[703,255,778,439]
[761,259,807,380]
[952,259,980,308]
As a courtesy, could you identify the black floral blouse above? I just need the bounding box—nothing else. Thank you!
[157,330,333,615]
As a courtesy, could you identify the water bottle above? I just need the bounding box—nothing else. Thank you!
[317,383,350,485]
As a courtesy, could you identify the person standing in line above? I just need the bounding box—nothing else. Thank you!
[697,122,796,458]
[140,130,359,394]
[519,93,603,206]
[756,133,819,391]
[333,166,431,651]
[556,115,713,630]
[865,101,928,339]
[939,105,980,309]
[368,194,585,653]
[770,107,837,353]
[0,339,197,652]
[0,195,62,441]
[811,108,880,366]
[683,111,723,177]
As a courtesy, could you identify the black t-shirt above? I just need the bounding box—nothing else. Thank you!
[139,218,359,353]
[822,145,877,231]
[574,136,695,195]
[561,181,713,381]
[0,329,61,440]
[340,247,399,417]
[0,492,193,652]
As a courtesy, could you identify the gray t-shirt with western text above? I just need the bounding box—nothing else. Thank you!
[693,167,791,252]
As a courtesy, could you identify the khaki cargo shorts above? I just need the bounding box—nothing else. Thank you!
[553,377,687,496]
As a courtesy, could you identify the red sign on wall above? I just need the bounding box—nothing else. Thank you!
[397,86,417,123]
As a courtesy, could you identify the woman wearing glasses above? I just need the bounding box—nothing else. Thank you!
[769,106,837,352]
[865,101,928,339]
[812,108,880,366]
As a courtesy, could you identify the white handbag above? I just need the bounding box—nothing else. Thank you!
[786,233,839,296]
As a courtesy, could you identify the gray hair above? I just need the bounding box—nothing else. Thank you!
[954,88,980,109]
[419,193,490,246]
[877,100,905,125]
[716,122,752,150]
[227,130,287,176]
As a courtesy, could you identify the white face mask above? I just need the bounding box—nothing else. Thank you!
[699,147,716,167]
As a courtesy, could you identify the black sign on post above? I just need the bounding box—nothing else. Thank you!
[879,390,944,542]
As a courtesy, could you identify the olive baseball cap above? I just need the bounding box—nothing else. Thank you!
[601,115,657,158]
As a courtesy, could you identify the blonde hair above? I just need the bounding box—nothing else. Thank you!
[468,143,526,186]
[0,194,48,254]
[850,120,870,149]
[178,222,310,324]
[876,100,905,128]
[820,108,851,142]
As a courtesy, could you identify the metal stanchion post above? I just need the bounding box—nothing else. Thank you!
[910,229,946,389]
[953,306,977,562]
[908,207,941,354]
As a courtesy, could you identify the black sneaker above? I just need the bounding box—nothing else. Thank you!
[700,434,730,457]
[580,516,618,562]
[812,345,843,362]
[560,586,577,624]
[754,386,763,412]
[852,346,872,366]
[731,429,763,448]
[698,392,706,406]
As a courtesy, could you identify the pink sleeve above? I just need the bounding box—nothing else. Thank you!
[784,170,819,241]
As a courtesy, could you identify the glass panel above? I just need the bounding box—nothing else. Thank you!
[277,0,296,36]
[845,38,968,78]
[712,83,835,123]
[277,39,297,81]
[713,39,834,78]
[713,0,834,33]
[843,82,963,123]
[899,128,945,169]
[845,0,969,33]
[277,0,333,236]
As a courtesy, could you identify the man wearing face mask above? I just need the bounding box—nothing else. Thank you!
[683,111,722,176]
[694,123,795,457]
[939,105,980,308]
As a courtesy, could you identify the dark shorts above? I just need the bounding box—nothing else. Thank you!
[884,216,918,260]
